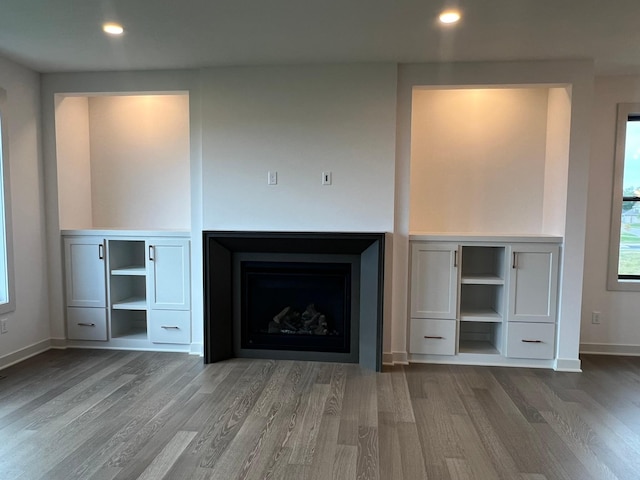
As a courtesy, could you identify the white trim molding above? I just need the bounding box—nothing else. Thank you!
[190,342,204,356]
[383,351,409,366]
[580,342,640,356]
[0,339,51,371]
[554,357,582,372]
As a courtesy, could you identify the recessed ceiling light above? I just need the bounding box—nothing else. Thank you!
[102,23,124,35]
[439,10,461,24]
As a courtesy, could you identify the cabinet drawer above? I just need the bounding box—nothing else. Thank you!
[67,307,108,341]
[149,310,190,344]
[506,322,555,359]
[410,318,456,355]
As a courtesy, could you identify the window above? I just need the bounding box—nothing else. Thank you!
[608,103,640,290]
[0,88,15,313]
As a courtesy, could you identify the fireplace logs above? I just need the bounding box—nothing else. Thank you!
[267,303,335,336]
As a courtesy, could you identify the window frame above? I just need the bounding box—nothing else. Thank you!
[0,88,16,314]
[608,103,640,291]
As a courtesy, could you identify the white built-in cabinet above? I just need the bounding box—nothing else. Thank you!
[409,235,561,368]
[63,231,191,351]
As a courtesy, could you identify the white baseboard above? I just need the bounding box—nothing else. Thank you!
[190,342,204,356]
[554,357,582,372]
[50,337,67,349]
[580,342,640,356]
[0,339,52,371]
[382,351,409,366]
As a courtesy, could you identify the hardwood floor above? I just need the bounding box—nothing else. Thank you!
[1,350,639,479]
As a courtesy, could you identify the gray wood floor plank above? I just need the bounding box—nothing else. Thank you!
[289,383,330,465]
[377,412,405,480]
[323,362,346,416]
[307,415,340,480]
[396,421,428,480]
[459,393,523,480]
[356,425,379,480]
[450,413,501,480]
[332,444,357,479]
[390,365,416,423]
[136,430,197,480]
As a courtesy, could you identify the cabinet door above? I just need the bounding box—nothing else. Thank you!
[410,242,458,319]
[147,238,191,310]
[508,244,559,323]
[64,237,106,308]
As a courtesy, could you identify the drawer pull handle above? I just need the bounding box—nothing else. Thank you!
[149,245,155,261]
[161,325,180,330]
[98,243,104,260]
[521,339,542,343]
[453,250,458,268]
[78,323,95,327]
[424,335,444,339]
[512,252,517,269]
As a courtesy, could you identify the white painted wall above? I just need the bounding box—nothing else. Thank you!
[88,95,190,229]
[542,87,571,235]
[581,75,640,352]
[56,96,93,229]
[200,64,397,232]
[410,87,549,234]
[0,55,50,368]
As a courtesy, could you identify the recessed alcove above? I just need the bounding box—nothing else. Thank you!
[54,92,191,230]
[410,85,571,236]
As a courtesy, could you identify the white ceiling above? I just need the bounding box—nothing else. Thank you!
[1,0,639,74]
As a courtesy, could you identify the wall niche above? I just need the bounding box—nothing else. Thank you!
[55,93,191,230]
[409,85,571,236]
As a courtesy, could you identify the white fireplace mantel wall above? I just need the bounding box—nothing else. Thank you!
[39,60,593,370]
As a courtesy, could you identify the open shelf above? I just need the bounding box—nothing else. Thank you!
[459,340,500,355]
[110,309,147,339]
[459,320,503,355]
[460,309,502,322]
[112,296,147,310]
[110,327,148,340]
[461,274,504,285]
[111,266,146,276]
[461,246,505,280]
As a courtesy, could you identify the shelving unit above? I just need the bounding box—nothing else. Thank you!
[459,246,505,354]
[108,240,148,340]
[408,236,560,367]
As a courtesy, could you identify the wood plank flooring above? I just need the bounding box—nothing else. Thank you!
[1,351,639,479]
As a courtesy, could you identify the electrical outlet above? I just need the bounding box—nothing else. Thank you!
[268,171,277,185]
[0,318,7,334]
[591,311,601,324]
[322,171,332,185]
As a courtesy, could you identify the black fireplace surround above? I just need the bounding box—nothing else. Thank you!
[203,231,385,371]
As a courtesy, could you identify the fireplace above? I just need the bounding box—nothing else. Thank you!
[203,231,385,370]
[240,260,353,354]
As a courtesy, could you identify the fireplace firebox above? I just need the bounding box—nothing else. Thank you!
[203,231,385,371]
[240,261,352,353]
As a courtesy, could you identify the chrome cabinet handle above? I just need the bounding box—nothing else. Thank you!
[161,325,180,330]
[149,245,155,261]
[453,250,458,268]
[98,243,104,260]
[424,335,444,339]
[512,252,517,269]
[521,339,542,343]
[78,322,95,327]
